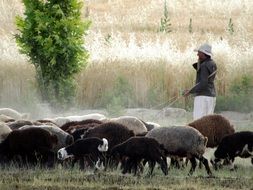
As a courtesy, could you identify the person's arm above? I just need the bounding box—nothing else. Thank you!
[189,65,209,94]
[183,65,209,97]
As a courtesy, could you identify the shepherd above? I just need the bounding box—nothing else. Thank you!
[183,43,217,120]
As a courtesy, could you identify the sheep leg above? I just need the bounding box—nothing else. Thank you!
[157,157,168,176]
[138,161,144,173]
[188,157,197,175]
[133,159,139,176]
[199,156,212,176]
[198,160,203,169]
[148,160,156,176]
[71,156,80,168]
[37,146,56,168]
[162,156,168,170]
[122,158,133,174]
[78,157,85,170]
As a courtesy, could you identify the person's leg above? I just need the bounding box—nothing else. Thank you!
[206,97,216,115]
[193,96,207,120]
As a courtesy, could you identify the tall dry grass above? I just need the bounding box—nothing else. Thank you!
[0,0,253,112]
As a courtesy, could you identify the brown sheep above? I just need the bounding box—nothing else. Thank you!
[60,119,103,131]
[188,114,235,148]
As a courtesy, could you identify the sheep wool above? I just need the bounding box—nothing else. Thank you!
[188,114,235,148]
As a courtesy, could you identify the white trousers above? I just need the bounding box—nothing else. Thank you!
[193,96,216,120]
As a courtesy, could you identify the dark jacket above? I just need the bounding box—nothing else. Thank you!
[189,58,217,97]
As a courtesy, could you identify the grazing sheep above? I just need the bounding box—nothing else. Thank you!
[110,137,168,176]
[0,122,12,143]
[109,116,147,135]
[211,131,253,170]
[81,122,135,169]
[61,119,103,131]
[70,127,94,142]
[66,121,102,134]
[7,120,34,130]
[0,108,29,120]
[0,127,58,167]
[48,113,107,127]
[146,126,212,176]
[82,122,135,153]
[19,124,74,152]
[0,114,15,122]
[58,137,108,170]
[141,120,161,131]
[188,114,235,148]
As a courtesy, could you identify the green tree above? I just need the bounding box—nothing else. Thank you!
[15,0,91,109]
[159,0,172,33]
[227,18,234,35]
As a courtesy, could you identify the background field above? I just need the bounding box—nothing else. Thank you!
[0,0,253,116]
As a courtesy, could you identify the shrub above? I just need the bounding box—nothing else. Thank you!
[216,75,253,112]
[15,0,91,109]
[159,0,172,33]
[100,76,134,116]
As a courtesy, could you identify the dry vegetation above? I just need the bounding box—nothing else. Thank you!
[0,0,253,110]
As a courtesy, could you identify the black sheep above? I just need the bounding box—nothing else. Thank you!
[110,137,168,176]
[57,137,108,169]
[71,128,90,141]
[211,131,253,170]
[82,122,135,153]
[82,122,135,169]
[0,127,58,167]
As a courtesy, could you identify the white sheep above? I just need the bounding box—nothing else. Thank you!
[109,116,148,135]
[0,108,29,120]
[46,113,107,127]
[0,122,12,143]
[0,114,15,122]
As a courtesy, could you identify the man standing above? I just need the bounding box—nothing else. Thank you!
[183,43,217,120]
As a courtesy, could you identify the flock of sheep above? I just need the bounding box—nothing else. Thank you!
[0,107,252,177]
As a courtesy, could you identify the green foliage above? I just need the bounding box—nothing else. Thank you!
[227,18,234,35]
[101,76,134,116]
[188,18,193,33]
[216,75,253,112]
[230,75,252,94]
[147,86,167,109]
[159,0,172,33]
[15,0,91,109]
[104,33,112,45]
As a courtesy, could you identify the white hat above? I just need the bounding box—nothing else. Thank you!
[194,43,212,57]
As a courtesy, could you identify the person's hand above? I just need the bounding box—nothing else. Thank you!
[182,89,190,97]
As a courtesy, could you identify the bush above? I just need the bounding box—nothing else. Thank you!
[15,0,90,109]
[216,75,253,112]
[100,76,134,116]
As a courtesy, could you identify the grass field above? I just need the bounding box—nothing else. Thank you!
[0,159,252,190]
